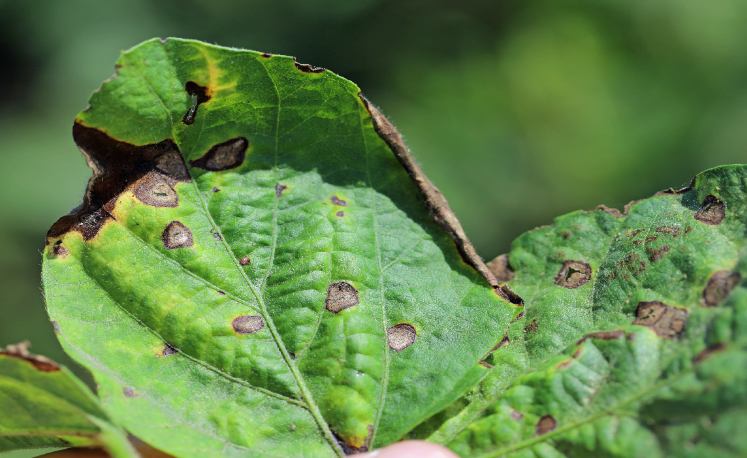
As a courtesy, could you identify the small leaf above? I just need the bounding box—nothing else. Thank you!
[42,38,520,457]
[0,342,138,458]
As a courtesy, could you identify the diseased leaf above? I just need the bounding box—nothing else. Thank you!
[41,38,520,457]
[0,342,138,458]
[423,165,747,457]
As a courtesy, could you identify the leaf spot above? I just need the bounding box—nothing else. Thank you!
[162,221,194,250]
[702,270,741,307]
[52,241,69,258]
[293,58,325,73]
[524,319,538,333]
[190,137,248,171]
[578,330,625,344]
[632,301,687,339]
[554,260,591,288]
[232,315,265,334]
[275,183,287,197]
[387,324,417,352]
[123,387,138,398]
[536,415,556,435]
[694,195,725,225]
[336,210,345,217]
[325,282,359,313]
[646,245,670,263]
[239,255,251,266]
[133,172,179,207]
[161,343,178,357]
[330,195,347,206]
[182,81,211,125]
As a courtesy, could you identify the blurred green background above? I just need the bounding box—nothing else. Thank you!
[1,0,746,393]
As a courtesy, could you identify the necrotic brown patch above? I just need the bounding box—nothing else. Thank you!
[190,137,248,171]
[46,123,190,242]
[133,171,178,207]
[536,415,556,435]
[387,324,416,352]
[695,195,725,225]
[325,282,359,313]
[702,270,741,307]
[632,301,687,339]
[336,210,345,217]
[232,315,265,334]
[330,195,347,206]
[162,221,194,249]
[239,255,251,266]
[487,254,515,284]
[182,81,211,125]
[524,319,538,333]
[554,260,592,288]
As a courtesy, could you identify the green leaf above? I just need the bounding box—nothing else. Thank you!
[41,38,520,457]
[424,165,747,457]
[0,342,139,458]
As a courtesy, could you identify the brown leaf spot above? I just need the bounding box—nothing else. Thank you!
[336,210,345,217]
[536,415,556,435]
[524,319,539,333]
[554,260,592,289]
[133,171,178,207]
[578,330,625,345]
[162,221,194,249]
[212,232,222,241]
[275,183,287,197]
[627,229,643,238]
[161,344,178,357]
[655,178,695,196]
[387,324,417,352]
[325,282,359,313]
[123,387,138,398]
[51,321,60,333]
[646,245,670,263]
[487,254,515,284]
[239,255,251,266]
[479,360,494,369]
[510,409,524,421]
[495,285,524,306]
[645,235,659,244]
[656,226,681,237]
[633,301,687,339]
[52,241,69,258]
[619,252,647,276]
[330,195,347,206]
[232,315,265,334]
[190,137,248,171]
[293,58,325,73]
[212,187,220,193]
[694,343,727,363]
[261,52,273,58]
[511,311,525,324]
[695,195,725,225]
[182,81,211,125]
[702,270,741,307]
